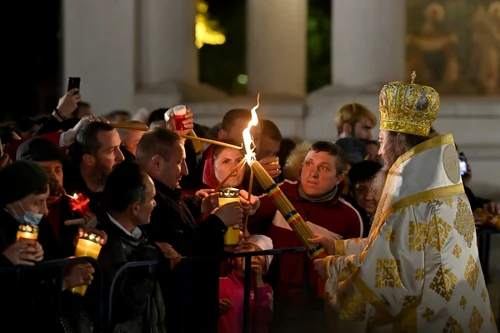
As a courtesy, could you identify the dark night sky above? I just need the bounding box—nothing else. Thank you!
[3,1,61,120]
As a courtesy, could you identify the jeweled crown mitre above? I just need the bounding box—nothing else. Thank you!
[379,71,440,137]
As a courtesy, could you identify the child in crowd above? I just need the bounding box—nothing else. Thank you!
[218,235,274,333]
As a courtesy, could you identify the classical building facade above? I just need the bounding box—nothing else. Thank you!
[63,0,500,199]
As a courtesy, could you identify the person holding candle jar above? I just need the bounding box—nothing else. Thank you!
[136,127,260,332]
[75,162,166,333]
[0,160,96,331]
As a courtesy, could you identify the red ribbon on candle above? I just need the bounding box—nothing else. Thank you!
[68,193,91,217]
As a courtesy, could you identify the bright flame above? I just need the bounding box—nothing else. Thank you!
[72,193,78,199]
[243,94,260,165]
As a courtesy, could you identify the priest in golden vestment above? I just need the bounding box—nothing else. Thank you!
[313,73,498,332]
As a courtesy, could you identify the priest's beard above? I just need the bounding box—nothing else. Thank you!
[371,146,402,202]
[371,168,388,203]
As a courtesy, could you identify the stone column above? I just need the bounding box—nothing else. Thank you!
[63,0,197,114]
[63,0,136,114]
[137,0,197,86]
[246,0,307,97]
[332,0,406,89]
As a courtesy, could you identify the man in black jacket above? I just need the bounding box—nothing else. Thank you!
[136,127,252,332]
[80,162,166,333]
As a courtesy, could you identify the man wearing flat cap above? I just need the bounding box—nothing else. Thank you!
[314,73,496,331]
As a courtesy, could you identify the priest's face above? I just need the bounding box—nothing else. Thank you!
[377,130,400,169]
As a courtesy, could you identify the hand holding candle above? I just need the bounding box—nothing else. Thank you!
[72,231,103,296]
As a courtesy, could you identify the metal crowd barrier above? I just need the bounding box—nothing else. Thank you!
[0,248,313,332]
[2,243,499,331]
[0,256,102,331]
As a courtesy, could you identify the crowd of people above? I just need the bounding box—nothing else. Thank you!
[0,81,498,332]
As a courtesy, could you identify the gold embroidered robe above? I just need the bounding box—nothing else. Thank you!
[323,134,498,332]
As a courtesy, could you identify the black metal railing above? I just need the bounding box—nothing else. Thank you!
[0,256,102,331]
[0,247,318,332]
[2,239,498,331]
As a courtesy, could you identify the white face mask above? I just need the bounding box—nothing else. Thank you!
[12,202,44,225]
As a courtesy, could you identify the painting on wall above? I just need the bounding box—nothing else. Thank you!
[406,0,500,95]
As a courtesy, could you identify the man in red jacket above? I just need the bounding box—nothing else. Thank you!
[249,141,363,333]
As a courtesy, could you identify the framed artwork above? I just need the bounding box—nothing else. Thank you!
[406,0,500,95]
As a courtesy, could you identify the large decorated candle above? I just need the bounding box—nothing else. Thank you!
[242,94,324,259]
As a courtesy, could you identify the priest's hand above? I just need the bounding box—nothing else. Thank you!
[308,233,338,255]
[239,190,260,216]
[314,259,326,281]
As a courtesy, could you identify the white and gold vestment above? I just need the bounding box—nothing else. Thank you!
[323,75,497,332]
[323,134,497,332]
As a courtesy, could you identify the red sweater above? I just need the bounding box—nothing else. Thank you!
[218,272,273,333]
[249,180,363,302]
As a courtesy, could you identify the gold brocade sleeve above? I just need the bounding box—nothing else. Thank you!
[334,238,368,256]
[324,203,432,326]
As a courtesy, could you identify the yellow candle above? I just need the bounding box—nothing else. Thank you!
[219,187,241,245]
[72,232,102,296]
[16,224,39,244]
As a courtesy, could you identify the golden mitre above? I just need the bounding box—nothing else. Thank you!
[379,71,440,137]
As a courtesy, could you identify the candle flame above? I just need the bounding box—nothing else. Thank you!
[243,93,260,165]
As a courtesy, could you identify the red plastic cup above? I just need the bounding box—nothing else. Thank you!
[173,105,187,131]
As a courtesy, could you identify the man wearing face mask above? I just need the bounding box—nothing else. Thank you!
[17,137,85,258]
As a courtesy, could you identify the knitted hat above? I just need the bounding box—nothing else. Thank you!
[0,160,49,205]
[245,234,273,270]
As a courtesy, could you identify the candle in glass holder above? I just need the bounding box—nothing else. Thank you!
[16,223,39,245]
[72,232,102,296]
[219,187,241,245]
